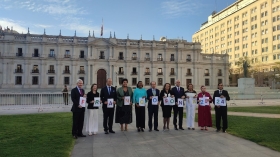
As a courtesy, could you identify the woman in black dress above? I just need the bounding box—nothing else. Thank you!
[86,84,100,135]
[160,83,174,131]
[115,79,133,131]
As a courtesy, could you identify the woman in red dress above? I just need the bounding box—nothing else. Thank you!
[197,85,212,130]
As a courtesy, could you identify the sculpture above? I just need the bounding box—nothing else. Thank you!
[243,60,249,77]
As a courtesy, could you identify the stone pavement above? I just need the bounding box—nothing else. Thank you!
[70,108,280,157]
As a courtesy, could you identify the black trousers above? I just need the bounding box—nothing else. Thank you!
[72,111,85,136]
[148,105,158,130]
[215,106,228,131]
[103,108,115,131]
[173,105,183,128]
[63,94,68,105]
[135,106,145,128]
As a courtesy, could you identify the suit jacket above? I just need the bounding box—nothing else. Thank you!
[71,87,85,112]
[116,87,133,107]
[100,86,117,109]
[213,89,230,107]
[146,88,160,107]
[171,86,185,103]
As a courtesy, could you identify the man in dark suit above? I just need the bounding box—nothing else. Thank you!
[171,80,185,130]
[147,81,160,132]
[71,79,86,139]
[213,83,230,133]
[100,78,117,134]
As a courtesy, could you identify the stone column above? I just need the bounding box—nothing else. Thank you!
[40,62,47,88]
[23,62,31,88]
[86,63,91,89]
[2,62,7,85]
[56,62,62,88]
[71,62,77,88]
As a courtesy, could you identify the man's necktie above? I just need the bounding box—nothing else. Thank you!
[109,87,111,94]
[177,87,180,93]
[152,89,156,96]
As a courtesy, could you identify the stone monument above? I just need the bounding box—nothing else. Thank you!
[238,60,255,99]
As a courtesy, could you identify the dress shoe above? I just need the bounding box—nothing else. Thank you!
[73,135,78,139]
[179,128,185,130]
[109,130,115,133]
[88,133,92,136]
[149,129,152,132]
[174,126,178,130]
[105,131,109,134]
[141,128,144,132]
[188,127,191,130]
[223,130,227,133]
[154,129,159,131]
[78,134,86,137]
[192,128,195,130]
[137,128,140,132]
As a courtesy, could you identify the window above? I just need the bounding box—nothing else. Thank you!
[145,78,150,86]
[132,78,137,85]
[158,54,163,61]
[79,66,85,74]
[262,47,268,53]
[171,54,175,61]
[118,67,124,74]
[158,68,163,75]
[15,64,22,73]
[132,67,137,74]
[64,50,70,58]
[119,52,124,60]
[99,51,105,59]
[132,53,137,60]
[145,68,150,73]
[218,79,222,84]
[17,48,23,56]
[205,69,209,76]
[170,78,175,86]
[170,68,175,75]
[80,50,84,58]
[79,77,84,83]
[48,65,55,73]
[64,77,70,85]
[187,55,191,61]
[186,79,192,85]
[15,76,22,85]
[49,49,55,57]
[48,77,54,85]
[32,65,39,73]
[118,77,123,85]
[205,79,210,86]
[32,76,39,85]
[33,49,39,57]
[158,78,163,86]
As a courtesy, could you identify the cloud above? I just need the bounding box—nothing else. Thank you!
[0,18,28,33]
[34,24,53,28]
[161,0,203,18]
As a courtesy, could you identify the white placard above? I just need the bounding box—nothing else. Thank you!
[163,97,169,105]
[215,97,226,106]
[178,98,184,107]
[163,97,175,106]
[139,97,146,106]
[152,96,158,105]
[94,97,101,107]
[124,96,130,105]
[199,97,209,106]
[186,93,196,97]
[107,98,114,108]
[169,97,175,106]
[186,97,197,105]
[79,97,86,107]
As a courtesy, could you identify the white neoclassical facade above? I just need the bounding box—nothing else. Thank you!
[0,30,229,91]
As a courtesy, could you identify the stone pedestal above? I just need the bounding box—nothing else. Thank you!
[238,78,255,99]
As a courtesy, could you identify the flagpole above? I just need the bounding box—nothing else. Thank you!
[101,18,103,38]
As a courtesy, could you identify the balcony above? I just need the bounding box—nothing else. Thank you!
[157,58,163,61]
[48,70,55,73]
[131,72,138,75]
[16,53,23,57]
[186,73,192,76]
[170,72,175,75]
[32,53,40,57]
[64,54,71,58]
[218,73,223,76]
[157,72,163,75]
[145,57,150,61]
[63,70,70,74]
[31,69,39,73]
[79,55,85,58]
[132,56,137,60]
[204,73,210,76]
[118,71,124,75]
[118,56,124,60]
[99,56,105,59]
[186,58,192,62]
[145,72,150,75]
[170,58,175,61]
[49,54,55,58]
[78,70,85,74]
[15,69,23,73]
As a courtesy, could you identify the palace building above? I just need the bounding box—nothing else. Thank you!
[192,0,280,86]
[0,28,228,91]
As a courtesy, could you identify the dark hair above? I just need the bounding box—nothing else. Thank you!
[200,85,205,89]
[136,81,142,88]
[218,83,223,86]
[187,83,193,90]
[162,83,171,91]
[90,83,98,92]
[122,78,128,84]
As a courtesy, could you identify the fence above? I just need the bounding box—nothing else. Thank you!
[0,92,71,111]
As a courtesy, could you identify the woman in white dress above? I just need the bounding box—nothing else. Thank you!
[185,83,197,130]
[86,84,99,135]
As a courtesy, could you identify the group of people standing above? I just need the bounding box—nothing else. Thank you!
[70,78,230,139]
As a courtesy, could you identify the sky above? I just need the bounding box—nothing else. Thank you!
[0,0,237,41]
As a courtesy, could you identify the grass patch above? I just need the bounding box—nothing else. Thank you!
[0,112,75,157]
[227,106,280,114]
[184,113,280,152]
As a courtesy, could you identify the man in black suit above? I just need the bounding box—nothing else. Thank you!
[100,78,117,134]
[171,80,185,130]
[71,79,86,139]
[213,83,230,133]
[147,81,160,132]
